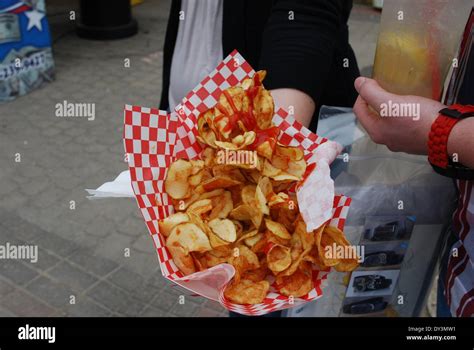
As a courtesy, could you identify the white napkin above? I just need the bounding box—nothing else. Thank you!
[86,170,134,199]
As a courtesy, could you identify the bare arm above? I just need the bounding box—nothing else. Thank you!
[271,88,315,128]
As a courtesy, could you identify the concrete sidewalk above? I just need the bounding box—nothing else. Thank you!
[0,0,381,317]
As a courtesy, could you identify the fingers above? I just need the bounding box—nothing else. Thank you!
[353,95,381,140]
[354,77,395,114]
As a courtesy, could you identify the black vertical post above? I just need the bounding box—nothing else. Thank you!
[77,0,138,40]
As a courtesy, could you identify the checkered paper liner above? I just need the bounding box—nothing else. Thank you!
[123,51,351,316]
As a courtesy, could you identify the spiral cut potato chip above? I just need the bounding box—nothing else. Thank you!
[161,71,358,304]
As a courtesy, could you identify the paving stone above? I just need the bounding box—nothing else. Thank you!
[48,261,98,292]
[84,215,113,237]
[20,177,51,197]
[33,230,78,257]
[1,289,61,317]
[26,276,76,309]
[32,248,61,271]
[170,303,199,317]
[0,177,18,196]
[87,281,146,316]
[65,297,111,317]
[150,290,178,313]
[0,278,15,296]
[138,306,167,317]
[108,266,160,302]
[0,306,16,317]
[67,248,119,277]
[0,260,39,286]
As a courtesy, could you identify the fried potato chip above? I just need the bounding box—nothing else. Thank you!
[197,189,225,200]
[167,223,212,254]
[262,159,281,178]
[241,70,266,91]
[201,147,216,166]
[324,226,352,246]
[253,87,274,130]
[158,212,190,237]
[242,264,268,283]
[214,131,256,150]
[294,218,315,251]
[267,244,292,273]
[265,219,292,240]
[275,144,304,161]
[229,204,254,222]
[186,210,209,234]
[287,158,307,179]
[191,252,207,272]
[255,184,269,216]
[197,109,218,148]
[276,261,313,297]
[208,218,237,243]
[236,229,259,243]
[334,258,359,272]
[164,159,193,199]
[224,279,270,305]
[268,192,289,207]
[257,176,273,198]
[167,245,196,275]
[211,165,246,183]
[322,226,359,272]
[203,250,229,267]
[244,233,264,248]
[187,199,213,216]
[272,173,300,182]
[202,176,242,191]
[229,245,260,282]
[208,230,231,249]
[208,191,233,220]
[271,154,289,171]
[315,226,339,268]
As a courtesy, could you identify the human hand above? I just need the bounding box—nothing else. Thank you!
[353,77,445,155]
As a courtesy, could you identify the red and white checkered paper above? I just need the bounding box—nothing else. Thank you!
[123,51,351,316]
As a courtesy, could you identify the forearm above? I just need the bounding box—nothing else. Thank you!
[448,117,474,169]
[270,88,315,128]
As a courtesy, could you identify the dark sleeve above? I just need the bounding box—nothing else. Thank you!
[259,0,346,104]
[159,0,182,111]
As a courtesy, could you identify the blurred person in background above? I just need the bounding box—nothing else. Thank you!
[353,77,474,317]
[160,0,360,132]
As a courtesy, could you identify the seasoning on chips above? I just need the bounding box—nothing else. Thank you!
[161,71,358,304]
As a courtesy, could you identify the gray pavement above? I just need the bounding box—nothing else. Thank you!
[0,0,381,317]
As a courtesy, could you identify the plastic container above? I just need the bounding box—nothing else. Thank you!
[373,0,473,100]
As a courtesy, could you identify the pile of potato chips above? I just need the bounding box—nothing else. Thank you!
[160,71,358,305]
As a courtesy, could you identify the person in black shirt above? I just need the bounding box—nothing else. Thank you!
[160,0,360,132]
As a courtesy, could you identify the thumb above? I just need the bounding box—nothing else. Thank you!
[354,77,394,114]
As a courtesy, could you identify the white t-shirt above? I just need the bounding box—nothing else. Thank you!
[168,0,224,110]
